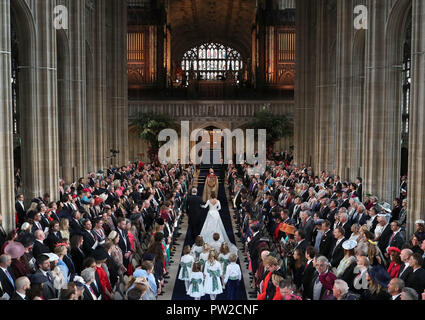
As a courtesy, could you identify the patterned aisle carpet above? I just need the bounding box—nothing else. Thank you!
[171,166,248,300]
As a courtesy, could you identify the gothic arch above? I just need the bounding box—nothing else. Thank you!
[57,29,73,182]
[10,0,38,203]
[384,0,412,196]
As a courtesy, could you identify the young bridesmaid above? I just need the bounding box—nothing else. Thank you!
[179,245,195,291]
[191,236,204,260]
[218,242,231,276]
[223,253,242,300]
[199,243,210,271]
[187,261,205,300]
[203,249,223,300]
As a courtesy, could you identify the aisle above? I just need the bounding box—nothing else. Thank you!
[170,166,248,300]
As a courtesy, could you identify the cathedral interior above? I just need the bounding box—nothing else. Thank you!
[0,0,424,234]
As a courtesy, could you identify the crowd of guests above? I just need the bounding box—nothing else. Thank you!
[229,151,425,300]
[0,160,195,300]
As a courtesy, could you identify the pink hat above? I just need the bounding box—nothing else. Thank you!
[4,241,25,259]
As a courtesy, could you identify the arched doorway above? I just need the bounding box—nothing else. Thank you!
[200,126,224,165]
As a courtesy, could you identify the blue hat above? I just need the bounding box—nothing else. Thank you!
[142,253,155,261]
[367,265,391,288]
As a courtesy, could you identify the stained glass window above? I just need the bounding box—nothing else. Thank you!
[181,43,243,82]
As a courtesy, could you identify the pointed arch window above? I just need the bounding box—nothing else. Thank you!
[181,43,243,82]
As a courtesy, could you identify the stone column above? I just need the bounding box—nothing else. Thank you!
[335,0,353,180]
[313,0,337,173]
[363,0,400,203]
[93,0,107,171]
[294,0,316,167]
[407,0,425,235]
[33,0,60,200]
[69,0,87,179]
[0,0,16,231]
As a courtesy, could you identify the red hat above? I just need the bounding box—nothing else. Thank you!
[387,246,401,255]
[94,197,103,206]
[83,188,91,193]
[72,194,77,199]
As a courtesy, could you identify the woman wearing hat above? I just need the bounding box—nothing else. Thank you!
[93,247,114,300]
[106,231,127,276]
[387,247,402,279]
[336,240,358,288]
[362,265,392,300]
[414,220,425,243]
[6,241,30,278]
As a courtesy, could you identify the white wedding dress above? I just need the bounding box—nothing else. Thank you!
[200,200,238,254]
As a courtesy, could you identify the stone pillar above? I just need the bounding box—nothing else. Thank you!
[107,0,128,167]
[33,0,60,200]
[294,0,316,167]
[363,0,400,203]
[69,0,87,179]
[407,0,425,235]
[93,0,107,171]
[335,0,353,180]
[313,0,337,173]
[0,0,16,231]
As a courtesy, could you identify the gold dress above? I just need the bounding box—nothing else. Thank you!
[202,173,219,202]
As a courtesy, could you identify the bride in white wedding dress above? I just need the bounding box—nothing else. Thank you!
[200,192,238,254]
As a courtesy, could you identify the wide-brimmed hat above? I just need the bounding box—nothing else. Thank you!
[368,265,391,288]
[4,242,25,259]
[342,240,357,250]
[319,272,337,291]
[387,246,401,255]
[43,252,59,262]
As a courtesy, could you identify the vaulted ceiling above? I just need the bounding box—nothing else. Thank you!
[169,0,257,61]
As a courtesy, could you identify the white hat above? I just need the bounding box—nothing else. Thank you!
[342,240,357,250]
[415,219,425,225]
[379,202,392,213]
[43,252,59,262]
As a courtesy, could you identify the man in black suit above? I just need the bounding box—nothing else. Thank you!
[81,267,100,300]
[294,229,309,254]
[319,220,335,260]
[69,210,83,236]
[248,224,262,275]
[34,255,58,299]
[44,221,63,252]
[330,227,346,268]
[81,219,99,257]
[15,194,26,227]
[186,188,205,243]
[398,248,414,281]
[302,246,316,299]
[0,254,16,298]
[32,230,50,259]
[387,221,405,250]
[300,211,315,245]
[377,215,392,259]
[11,276,30,300]
[405,253,425,297]
[388,278,404,300]
[117,217,132,268]
[336,209,352,239]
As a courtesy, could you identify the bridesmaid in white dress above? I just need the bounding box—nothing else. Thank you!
[203,250,223,300]
[200,192,238,254]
